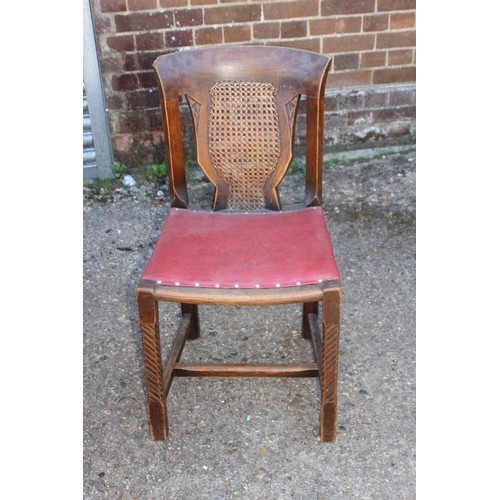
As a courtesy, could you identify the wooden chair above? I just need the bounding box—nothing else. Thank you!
[137,46,341,442]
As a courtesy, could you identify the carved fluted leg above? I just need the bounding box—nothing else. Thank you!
[137,282,167,440]
[302,302,318,339]
[320,288,341,442]
[181,303,200,339]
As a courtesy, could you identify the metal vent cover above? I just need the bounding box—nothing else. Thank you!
[83,83,98,175]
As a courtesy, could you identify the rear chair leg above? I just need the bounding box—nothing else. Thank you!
[320,288,341,442]
[137,285,167,440]
[181,303,200,339]
[302,302,318,339]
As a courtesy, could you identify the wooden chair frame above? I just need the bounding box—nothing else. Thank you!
[136,46,341,442]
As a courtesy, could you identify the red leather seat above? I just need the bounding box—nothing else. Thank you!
[142,207,340,290]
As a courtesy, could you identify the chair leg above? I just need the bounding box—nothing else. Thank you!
[137,285,167,440]
[181,303,200,339]
[302,302,318,339]
[320,288,341,442]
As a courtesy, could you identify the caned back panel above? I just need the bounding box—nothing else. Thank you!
[207,81,281,210]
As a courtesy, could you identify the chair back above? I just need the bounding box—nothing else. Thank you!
[154,46,331,210]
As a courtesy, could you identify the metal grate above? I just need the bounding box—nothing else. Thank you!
[83,83,97,174]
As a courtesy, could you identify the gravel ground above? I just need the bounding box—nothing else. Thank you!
[83,148,416,499]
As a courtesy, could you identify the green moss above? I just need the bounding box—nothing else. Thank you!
[111,161,126,179]
[146,163,167,183]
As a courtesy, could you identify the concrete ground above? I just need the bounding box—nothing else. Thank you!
[83,146,416,499]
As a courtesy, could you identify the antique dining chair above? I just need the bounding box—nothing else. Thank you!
[136,46,341,442]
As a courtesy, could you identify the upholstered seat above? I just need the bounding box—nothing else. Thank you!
[142,207,340,290]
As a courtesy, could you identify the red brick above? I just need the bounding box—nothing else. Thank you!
[190,0,216,4]
[373,66,415,84]
[281,21,307,39]
[165,29,194,47]
[264,0,318,21]
[323,34,375,53]
[388,49,413,65]
[124,54,140,71]
[136,32,164,51]
[204,4,261,25]
[159,0,188,6]
[100,0,126,13]
[327,69,372,88]
[271,38,321,53]
[321,0,375,16]
[334,53,360,70]
[195,27,223,45]
[125,51,170,71]
[107,35,135,52]
[147,110,163,130]
[376,30,415,49]
[112,74,140,91]
[119,112,148,134]
[115,12,174,32]
[390,13,415,30]
[114,135,132,152]
[139,51,172,69]
[253,22,280,40]
[128,0,156,10]
[224,25,251,43]
[363,14,388,32]
[361,51,386,68]
[127,89,160,110]
[309,16,362,35]
[138,71,157,88]
[174,9,203,27]
[378,0,415,11]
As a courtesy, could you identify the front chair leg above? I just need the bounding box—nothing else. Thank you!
[181,303,200,339]
[320,288,341,442]
[137,283,167,440]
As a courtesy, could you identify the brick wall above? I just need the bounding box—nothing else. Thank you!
[91,0,416,167]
